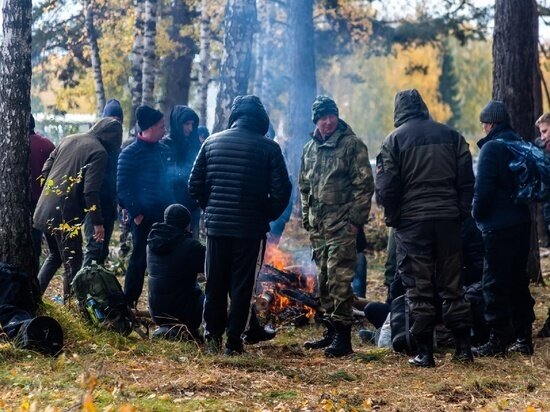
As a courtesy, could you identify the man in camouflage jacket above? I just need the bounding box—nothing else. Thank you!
[299,96,374,357]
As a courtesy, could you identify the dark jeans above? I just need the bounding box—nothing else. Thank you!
[82,214,116,267]
[364,301,390,329]
[191,208,201,240]
[482,223,535,336]
[204,236,265,348]
[32,228,43,274]
[37,231,83,300]
[395,219,471,336]
[124,218,155,307]
[352,252,367,298]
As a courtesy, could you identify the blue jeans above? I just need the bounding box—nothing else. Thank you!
[352,252,367,298]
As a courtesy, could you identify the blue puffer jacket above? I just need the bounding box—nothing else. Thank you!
[472,123,531,232]
[117,139,175,222]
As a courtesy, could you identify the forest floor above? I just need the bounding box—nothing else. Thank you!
[1,220,550,411]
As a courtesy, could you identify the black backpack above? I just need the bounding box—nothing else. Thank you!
[390,294,417,355]
[71,263,133,336]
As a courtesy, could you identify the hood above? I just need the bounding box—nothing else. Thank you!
[147,222,189,255]
[169,105,199,143]
[227,95,270,135]
[89,117,123,153]
[393,89,430,128]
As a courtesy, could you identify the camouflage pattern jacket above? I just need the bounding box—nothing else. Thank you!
[299,120,374,234]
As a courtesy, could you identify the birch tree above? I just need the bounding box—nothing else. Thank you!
[129,0,145,133]
[83,0,106,116]
[0,0,35,276]
[213,0,257,133]
[198,0,213,125]
[141,0,157,107]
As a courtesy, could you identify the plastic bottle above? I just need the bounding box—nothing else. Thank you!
[85,296,105,324]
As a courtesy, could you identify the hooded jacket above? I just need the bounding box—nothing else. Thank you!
[162,106,201,212]
[375,89,474,226]
[188,96,291,238]
[33,118,122,233]
[146,222,205,327]
[472,123,531,232]
[299,120,374,234]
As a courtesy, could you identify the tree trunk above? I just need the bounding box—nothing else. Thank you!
[284,0,317,203]
[141,0,158,107]
[213,0,257,133]
[0,0,35,277]
[160,0,197,115]
[252,0,267,100]
[129,0,145,135]
[197,0,211,125]
[493,0,543,283]
[83,0,106,116]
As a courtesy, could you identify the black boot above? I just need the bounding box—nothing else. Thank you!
[537,309,550,338]
[324,322,353,357]
[471,331,508,357]
[408,333,435,368]
[452,328,473,363]
[509,326,534,355]
[304,319,335,349]
[243,325,277,344]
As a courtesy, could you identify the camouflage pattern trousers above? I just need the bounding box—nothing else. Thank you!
[310,225,357,325]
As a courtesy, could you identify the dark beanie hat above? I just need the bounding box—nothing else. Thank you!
[29,113,35,133]
[479,100,510,124]
[136,105,163,131]
[312,95,339,124]
[164,204,191,229]
[103,99,124,122]
[197,125,210,139]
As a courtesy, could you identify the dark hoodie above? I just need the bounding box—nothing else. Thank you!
[33,118,122,232]
[375,89,474,225]
[189,95,291,238]
[146,222,205,328]
[162,106,201,211]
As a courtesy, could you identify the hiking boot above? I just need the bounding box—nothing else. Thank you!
[537,310,550,338]
[243,325,277,344]
[224,339,245,356]
[408,334,435,368]
[452,328,474,363]
[204,336,222,355]
[472,332,507,358]
[324,322,353,358]
[509,326,534,355]
[304,319,335,349]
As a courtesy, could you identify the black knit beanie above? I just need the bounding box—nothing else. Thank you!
[103,99,124,122]
[164,204,191,229]
[136,105,163,131]
[312,95,339,124]
[479,100,510,124]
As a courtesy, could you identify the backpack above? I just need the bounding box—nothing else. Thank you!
[71,263,133,336]
[390,294,417,355]
[496,138,550,203]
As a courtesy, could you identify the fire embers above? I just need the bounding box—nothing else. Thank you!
[255,264,318,326]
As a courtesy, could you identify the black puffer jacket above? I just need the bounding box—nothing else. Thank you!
[147,223,205,328]
[376,89,474,226]
[188,96,292,239]
[162,106,201,212]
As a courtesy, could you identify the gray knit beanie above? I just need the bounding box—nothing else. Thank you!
[164,204,191,229]
[479,100,510,124]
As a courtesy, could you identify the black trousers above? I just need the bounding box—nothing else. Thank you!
[124,218,155,307]
[203,236,265,347]
[395,219,471,336]
[482,223,535,335]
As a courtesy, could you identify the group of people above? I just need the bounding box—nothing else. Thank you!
[29,88,550,363]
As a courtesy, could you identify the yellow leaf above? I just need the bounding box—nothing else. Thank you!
[82,392,97,412]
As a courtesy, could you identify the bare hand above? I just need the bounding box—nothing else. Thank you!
[134,214,144,225]
[93,225,105,242]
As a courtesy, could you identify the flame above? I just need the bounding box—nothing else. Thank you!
[263,243,294,270]
[304,305,316,319]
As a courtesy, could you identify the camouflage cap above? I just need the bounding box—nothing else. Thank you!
[312,95,339,124]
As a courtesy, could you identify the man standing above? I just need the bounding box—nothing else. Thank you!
[189,95,291,355]
[117,105,174,307]
[34,118,123,301]
[162,105,202,239]
[299,95,374,357]
[83,99,124,267]
[376,89,474,367]
[471,101,535,357]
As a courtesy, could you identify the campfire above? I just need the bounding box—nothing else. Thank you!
[255,244,318,326]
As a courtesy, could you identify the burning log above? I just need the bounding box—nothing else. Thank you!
[279,289,321,312]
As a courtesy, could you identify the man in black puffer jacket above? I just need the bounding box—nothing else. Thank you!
[189,95,291,355]
[162,106,202,239]
[472,101,534,357]
[147,204,205,341]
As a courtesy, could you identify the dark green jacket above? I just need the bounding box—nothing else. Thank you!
[375,89,474,226]
[299,120,374,234]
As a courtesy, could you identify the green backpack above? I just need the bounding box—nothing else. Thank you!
[72,263,133,336]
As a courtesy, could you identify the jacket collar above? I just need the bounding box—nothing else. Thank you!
[311,119,350,147]
[477,123,519,149]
